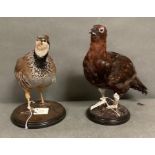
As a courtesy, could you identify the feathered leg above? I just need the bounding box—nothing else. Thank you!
[91,90,120,116]
[90,88,108,110]
[38,88,45,104]
[106,93,120,110]
[40,92,45,104]
[24,89,32,110]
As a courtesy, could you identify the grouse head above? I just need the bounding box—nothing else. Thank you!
[90,25,107,42]
[35,35,50,58]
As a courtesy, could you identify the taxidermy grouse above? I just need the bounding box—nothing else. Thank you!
[83,25,147,110]
[15,35,56,110]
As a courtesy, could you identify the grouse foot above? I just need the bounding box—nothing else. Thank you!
[90,97,107,110]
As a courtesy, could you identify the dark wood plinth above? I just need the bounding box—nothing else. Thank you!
[87,103,130,125]
[11,101,66,129]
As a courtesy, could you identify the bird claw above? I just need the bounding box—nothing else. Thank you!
[90,94,120,117]
[113,93,120,101]
[90,98,120,117]
[27,100,35,110]
[90,98,107,110]
[27,105,31,110]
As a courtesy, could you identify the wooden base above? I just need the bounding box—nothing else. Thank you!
[87,103,130,125]
[11,101,66,129]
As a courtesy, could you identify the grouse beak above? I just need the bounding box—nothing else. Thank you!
[90,28,97,36]
[90,31,97,36]
[41,41,43,45]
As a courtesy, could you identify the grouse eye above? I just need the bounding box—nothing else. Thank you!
[99,27,104,33]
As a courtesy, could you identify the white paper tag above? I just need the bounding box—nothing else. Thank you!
[33,108,49,115]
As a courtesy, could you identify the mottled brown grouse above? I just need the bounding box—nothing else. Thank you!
[15,35,56,110]
[83,25,147,109]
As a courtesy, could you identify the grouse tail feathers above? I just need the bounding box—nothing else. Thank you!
[131,77,148,94]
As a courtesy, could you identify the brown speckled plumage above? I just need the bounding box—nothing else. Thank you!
[83,25,147,96]
[15,51,56,89]
[15,35,56,108]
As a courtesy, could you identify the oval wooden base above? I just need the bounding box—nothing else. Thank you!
[87,104,130,125]
[11,101,66,129]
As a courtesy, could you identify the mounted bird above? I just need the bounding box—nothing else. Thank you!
[83,25,147,124]
[12,35,66,129]
[15,35,56,110]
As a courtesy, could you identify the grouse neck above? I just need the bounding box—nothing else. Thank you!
[33,51,48,69]
[90,39,107,56]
